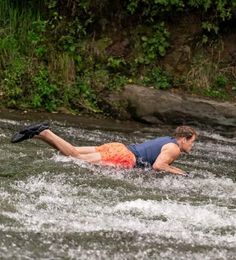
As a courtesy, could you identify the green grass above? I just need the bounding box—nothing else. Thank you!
[0,0,40,64]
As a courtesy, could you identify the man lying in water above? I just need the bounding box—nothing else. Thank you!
[11,123,196,176]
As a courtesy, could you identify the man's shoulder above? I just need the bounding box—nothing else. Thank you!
[162,142,180,154]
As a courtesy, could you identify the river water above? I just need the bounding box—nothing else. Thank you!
[0,113,235,259]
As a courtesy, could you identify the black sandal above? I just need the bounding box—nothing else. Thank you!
[11,122,50,143]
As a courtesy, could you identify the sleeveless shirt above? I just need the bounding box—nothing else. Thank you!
[128,136,177,167]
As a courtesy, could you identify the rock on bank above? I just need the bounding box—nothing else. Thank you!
[105,85,236,130]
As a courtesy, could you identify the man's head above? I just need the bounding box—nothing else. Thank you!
[174,126,197,153]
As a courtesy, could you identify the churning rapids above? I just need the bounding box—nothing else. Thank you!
[0,115,235,260]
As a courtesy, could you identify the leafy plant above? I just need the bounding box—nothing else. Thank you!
[28,19,47,57]
[137,23,169,64]
[2,57,28,107]
[214,74,228,88]
[108,74,128,90]
[142,67,172,90]
[32,67,58,111]
[203,88,229,99]
[1,0,236,113]
[58,35,77,53]
[65,76,100,113]
[107,57,126,70]
[202,21,219,34]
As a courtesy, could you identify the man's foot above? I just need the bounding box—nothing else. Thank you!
[11,122,50,143]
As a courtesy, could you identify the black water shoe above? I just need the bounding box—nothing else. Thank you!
[11,122,49,143]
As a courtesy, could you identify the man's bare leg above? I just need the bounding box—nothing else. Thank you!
[36,129,101,163]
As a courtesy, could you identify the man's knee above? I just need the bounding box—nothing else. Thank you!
[70,147,81,157]
[79,152,101,163]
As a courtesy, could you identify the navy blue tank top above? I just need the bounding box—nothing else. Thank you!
[128,136,177,167]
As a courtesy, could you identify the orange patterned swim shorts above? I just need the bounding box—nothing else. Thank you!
[95,142,136,168]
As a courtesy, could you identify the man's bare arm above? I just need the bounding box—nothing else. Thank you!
[152,143,186,175]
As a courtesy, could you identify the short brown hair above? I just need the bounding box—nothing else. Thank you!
[174,126,197,140]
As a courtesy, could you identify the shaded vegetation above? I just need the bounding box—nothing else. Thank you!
[0,0,235,114]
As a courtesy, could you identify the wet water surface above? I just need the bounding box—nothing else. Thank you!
[0,115,236,259]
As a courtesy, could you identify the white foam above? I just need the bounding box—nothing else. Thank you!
[114,199,235,227]
[50,152,236,201]
[1,173,234,251]
[199,130,236,144]
[1,121,236,259]
[0,119,21,125]
[196,141,236,155]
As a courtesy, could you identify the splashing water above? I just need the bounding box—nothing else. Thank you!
[0,117,235,259]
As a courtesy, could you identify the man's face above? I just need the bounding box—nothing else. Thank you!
[182,135,196,153]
